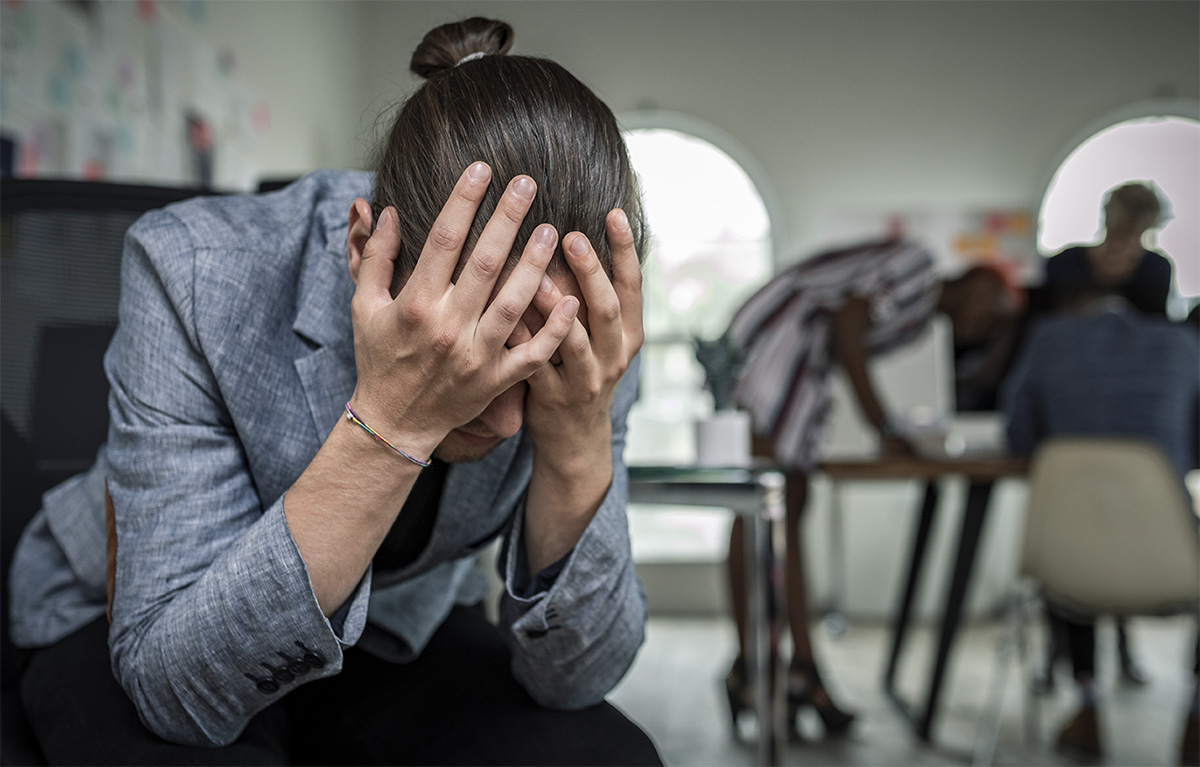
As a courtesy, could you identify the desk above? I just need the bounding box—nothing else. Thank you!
[818,454,1028,742]
[627,464,786,767]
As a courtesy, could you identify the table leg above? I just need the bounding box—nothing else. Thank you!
[823,480,848,639]
[884,481,940,699]
[917,480,995,741]
[746,473,786,767]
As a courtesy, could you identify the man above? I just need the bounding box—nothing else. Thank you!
[9,20,661,764]
[1002,288,1199,760]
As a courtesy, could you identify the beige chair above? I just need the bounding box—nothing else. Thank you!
[974,436,1200,765]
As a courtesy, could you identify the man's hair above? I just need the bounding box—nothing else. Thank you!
[1104,182,1163,232]
[371,17,648,291]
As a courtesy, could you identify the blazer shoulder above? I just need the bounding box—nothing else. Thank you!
[129,170,371,254]
[124,171,370,295]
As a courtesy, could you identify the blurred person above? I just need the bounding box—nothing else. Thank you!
[8,18,662,766]
[1044,181,1173,317]
[722,237,1020,739]
[1038,180,1176,691]
[1002,287,1200,760]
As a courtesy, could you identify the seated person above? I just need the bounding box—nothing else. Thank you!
[1037,180,1175,688]
[723,237,1019,740]
[8,17,661,765]
[1001,286,1200,761]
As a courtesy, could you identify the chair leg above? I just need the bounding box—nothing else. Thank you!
[1018,590,1042,749]
[973,591,1023,766]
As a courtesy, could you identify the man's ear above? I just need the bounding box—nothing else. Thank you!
[346,197,374,284]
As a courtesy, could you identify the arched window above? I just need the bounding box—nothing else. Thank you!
[1038,104,1199,317]
[619,116,775,564]
[620,120,774,466]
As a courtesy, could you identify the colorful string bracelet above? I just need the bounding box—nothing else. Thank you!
[343,402,431,468]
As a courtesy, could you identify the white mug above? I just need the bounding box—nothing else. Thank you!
[695,410,752,468]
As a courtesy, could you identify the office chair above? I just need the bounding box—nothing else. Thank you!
[973,436,1200,765]
[1,177,210,766]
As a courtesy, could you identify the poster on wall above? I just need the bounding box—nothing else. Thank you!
[815,209,1038,285]
[1,0,267,190]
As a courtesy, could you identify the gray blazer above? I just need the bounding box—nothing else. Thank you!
[9,171,648,747]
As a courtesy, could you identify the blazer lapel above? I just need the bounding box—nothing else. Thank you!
[294,342,357,444]
[292,237,357,444]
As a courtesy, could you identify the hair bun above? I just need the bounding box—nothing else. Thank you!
[411,17,514,79]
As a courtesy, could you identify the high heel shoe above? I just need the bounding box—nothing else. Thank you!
[787,660,857,737]
[723,658,752,737]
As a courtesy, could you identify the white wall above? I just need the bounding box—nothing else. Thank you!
[358,1,1199,260]
[197,0,367,181]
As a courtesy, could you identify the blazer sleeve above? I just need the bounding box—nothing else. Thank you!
[496,355,648,710]
[105,211,372,747]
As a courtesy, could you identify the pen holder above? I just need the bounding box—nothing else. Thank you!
[695,410,752,468]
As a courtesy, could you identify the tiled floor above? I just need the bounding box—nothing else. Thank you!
[609,614,1197,767]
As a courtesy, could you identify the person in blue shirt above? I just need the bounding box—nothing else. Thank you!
[1002,286,1199,760]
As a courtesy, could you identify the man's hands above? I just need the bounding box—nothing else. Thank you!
[510,209,645,573]
[517,210,644,463]
[340,159,645,578]
[346,163,578,460]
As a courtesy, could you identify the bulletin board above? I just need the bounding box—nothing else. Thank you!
[0,0,270,190]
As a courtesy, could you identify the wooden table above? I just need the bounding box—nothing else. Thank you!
[818,453,1028,742]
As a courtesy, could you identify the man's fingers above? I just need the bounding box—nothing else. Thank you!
[451,175,538,317]
[524,280,565,365]
[606,208,645,352]
[504,296,579,379]
[405,162,493,299]
[479,223,557,346]
[563,231,623,360]
[555,314,596,377]
[507,318,534,348]
[352,205,401,322]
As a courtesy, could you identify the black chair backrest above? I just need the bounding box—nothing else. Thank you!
[0,177,211,695]
[1,179,210,467]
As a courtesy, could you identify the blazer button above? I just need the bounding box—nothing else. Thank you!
[245,672,279,695]
[295,641,326,669]
[277,652,309,676]
[262,662,293,684]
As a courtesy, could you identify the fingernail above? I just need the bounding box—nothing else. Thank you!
[568,234,589,256]
[379,207,394,230]
[563,297,579,319]
[539,275,553,293]
[468,162,490,182]
[613,209,629,231]
[535,225,556,247]
[513,176,536,200]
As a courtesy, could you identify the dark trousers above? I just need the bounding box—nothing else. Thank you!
[1049,611,1200,680]
[20,606,663,766]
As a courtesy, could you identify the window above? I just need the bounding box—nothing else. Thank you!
[621,122,773,561]
[1038,111,1199,315]
[622,126,772,465]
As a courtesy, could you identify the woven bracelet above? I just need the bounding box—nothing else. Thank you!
[343,402,432,468]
